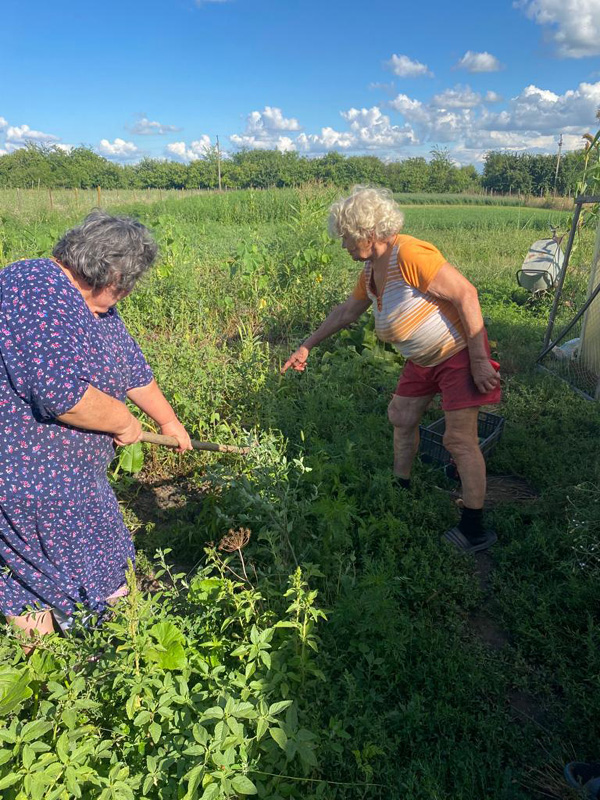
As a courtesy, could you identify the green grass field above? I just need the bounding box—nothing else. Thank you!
[0,187,598,800]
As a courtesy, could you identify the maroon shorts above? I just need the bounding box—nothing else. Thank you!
[394,344,501,411]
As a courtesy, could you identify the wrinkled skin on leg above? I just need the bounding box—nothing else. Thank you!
[388,394,435,479]
[443,406,486,508]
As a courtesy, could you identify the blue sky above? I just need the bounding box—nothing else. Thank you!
[1,0,599,165]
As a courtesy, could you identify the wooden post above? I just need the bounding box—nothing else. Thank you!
[48,187,54,211]
[16,188,21,213]
[96,186,102,207]
[74,187,79,208]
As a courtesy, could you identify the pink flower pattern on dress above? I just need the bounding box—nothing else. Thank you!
[0,258,153,617]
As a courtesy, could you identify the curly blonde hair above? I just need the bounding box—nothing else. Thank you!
[328,186,405,243]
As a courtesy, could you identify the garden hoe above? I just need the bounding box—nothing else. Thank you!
[140,431,251,455]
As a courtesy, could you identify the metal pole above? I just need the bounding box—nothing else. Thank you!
[538,278,600,362]
[542,200,583,349]
[553,134,563,196]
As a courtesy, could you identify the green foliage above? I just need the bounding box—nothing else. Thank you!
[1,191,599,799]
[0,556,325,799]
[482,149,583,196]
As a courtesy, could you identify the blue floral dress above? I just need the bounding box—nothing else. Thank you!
[0,258,153,617]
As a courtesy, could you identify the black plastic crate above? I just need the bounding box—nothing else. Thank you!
[419,411,505,468]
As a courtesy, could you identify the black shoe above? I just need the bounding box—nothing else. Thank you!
[443,527,498,554]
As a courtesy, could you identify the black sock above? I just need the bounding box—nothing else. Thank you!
[394,476,411,490]
[458,506,485,541]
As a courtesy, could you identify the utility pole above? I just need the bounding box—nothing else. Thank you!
[216,135,222,192]
[553,133,563,196]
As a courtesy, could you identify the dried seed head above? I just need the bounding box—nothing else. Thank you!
[218,527,251,552]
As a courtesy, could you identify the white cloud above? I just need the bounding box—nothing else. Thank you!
[296,128,355,152]
[229,107,301,151]
[293,107,417,154]
[431,85,483,109]
[130,114,181,135]
[517,0,600,57]
[482,81,600,133]
[230,133,296,151]
[245,106,301,133]
[0,117,7,130]
[97,138,142,161]
[341,106,417,148]
[6,124,59,146]
[165,136,213,162]
[369,81,396,95]
[385,54,433,78]
[455,51,503,72]
[385,78,597,161]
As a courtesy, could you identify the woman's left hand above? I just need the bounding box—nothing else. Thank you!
[471,360,500,394]
[160,419,193,452]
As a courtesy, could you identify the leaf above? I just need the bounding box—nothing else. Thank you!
[256,718,268,741]
[297,743,318,768]
[125,693,140,720]
[259,651,271,670]
[270,727,287,751]
[21,719,53,742]
[133,710,152,727]
[231,775,257,795]
[117,442,144,474]
[185,764,205,800]
[268,701,292,717]
[0,667,32,716]
[200,784,220,800]
[233,702,256,719]
[147,621,188,670]
[0,772,20,790]
[149,721,162,744]
[201,706,224,720]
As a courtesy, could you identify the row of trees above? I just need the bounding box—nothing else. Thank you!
[0,142,581,195]
[481,151,581,196]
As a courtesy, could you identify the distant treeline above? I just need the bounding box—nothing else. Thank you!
[0,143,582,196]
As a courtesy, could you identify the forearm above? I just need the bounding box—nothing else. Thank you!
[127,380,177,426]
[456,290,489,363]
[303,305,355,349]
[57,385,134,434]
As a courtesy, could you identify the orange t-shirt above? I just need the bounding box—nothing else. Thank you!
[352,234,467,367]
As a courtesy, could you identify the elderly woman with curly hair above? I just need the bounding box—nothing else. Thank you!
[283,187,501,552]
[0,210,191,643]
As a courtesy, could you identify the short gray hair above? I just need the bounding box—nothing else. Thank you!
[328,186,405,243]
[53,209,158,292]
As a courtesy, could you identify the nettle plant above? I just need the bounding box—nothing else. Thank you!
[0,554,325,800]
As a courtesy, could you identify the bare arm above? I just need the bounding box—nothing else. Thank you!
[57,385,141,445]
[282,294,371,373]
[427,263,499,393]
[127,380,192,451]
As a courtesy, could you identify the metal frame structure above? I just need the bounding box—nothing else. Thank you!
[537,195,600,401]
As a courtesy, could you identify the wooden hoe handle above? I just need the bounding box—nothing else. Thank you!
[140,431,251,455]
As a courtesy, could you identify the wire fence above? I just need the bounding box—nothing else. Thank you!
[539,200,600,400]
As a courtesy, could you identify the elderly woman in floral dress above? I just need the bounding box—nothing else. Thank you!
[283,187,501,552]
[0,210,191,643]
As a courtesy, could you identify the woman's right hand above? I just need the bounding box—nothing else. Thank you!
[113,415,143,446]
[281,345,310,373]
